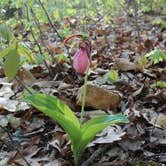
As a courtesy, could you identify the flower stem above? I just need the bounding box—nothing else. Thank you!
[80,63,90,124]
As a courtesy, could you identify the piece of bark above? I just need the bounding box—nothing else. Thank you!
[13,67,37,89]
[77,84,120,110]
[113,58,142,72]
[17,67,37,86]
[156,113,166,128]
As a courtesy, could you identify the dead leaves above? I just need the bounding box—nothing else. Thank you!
[113,58,142,72]
[0,80,29,112]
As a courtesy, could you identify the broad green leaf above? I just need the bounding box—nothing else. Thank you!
[24,93,81,143]
[18,43,34,63]
[81,114,128,139]
[82,114,128,130]
[4,48,20,81]
[0,24,14,42]
[0,44,15,60]
[73,114,128,165]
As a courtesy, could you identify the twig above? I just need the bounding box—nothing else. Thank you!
[81,145,108,166]
[30,7,55,63]
[37,0,73,65]
[149,113,160,138]
[133,0,140,41]
[15,76,33,94]
[29,8,42,36]
[38,0,62,39]
[0,125,31,166]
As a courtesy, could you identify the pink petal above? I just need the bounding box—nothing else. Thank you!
[73,49,89,74]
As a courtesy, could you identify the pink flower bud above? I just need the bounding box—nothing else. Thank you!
[73,48,89,74]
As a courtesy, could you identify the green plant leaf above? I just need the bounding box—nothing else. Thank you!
[73,114,128,165]
[103,70,119,83]
[150,81,166,89]
[0,44,15,60]
[56,54,69,63]
[59,26,70,39]
[145,49,166,64]
[18,43,34,63]
[4,48,20,81]
[82,113,128,145]
[24,93,81,143]
[0,24,14,43]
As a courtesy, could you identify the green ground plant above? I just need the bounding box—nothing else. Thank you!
[145,49,166,64]
[24,93,128,165]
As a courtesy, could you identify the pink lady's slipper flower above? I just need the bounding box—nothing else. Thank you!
[73,47,89,74]
[63,34,91,74]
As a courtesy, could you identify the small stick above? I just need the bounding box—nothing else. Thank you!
[0,125,32,166]
[15,76,33,94]
[81,145,108,166]
[37,0,73,65]
[30,7,55,63]
[25,4,54,77]
[38,0,62,39]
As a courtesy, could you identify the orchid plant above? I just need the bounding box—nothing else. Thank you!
[25,34,128,165]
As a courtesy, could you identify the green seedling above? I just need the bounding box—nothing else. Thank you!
[103,70,119,84]
[25,93,128,165]
[59,26,70,39]
[55,53,70,64]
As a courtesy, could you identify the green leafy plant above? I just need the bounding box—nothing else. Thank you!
[24,93,128,165]
[0,24,33,81]
[140,0,166,13]
[0,24,14,43]
[55,53,69,64]
[59,26,70,39]
[145,49,166,64]
[150,81,166,89]
[152,18,166,28]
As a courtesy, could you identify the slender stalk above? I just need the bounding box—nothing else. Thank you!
[37,0,73,65]
[133,0,140,40]
[80,64,89,124]
[38,0,62,39]
[15,76,33,94]
[30,7,55,63]
[25,4,54,77]
[80,40,92,124]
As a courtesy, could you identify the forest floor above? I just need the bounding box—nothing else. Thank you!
[0,11,166,166]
